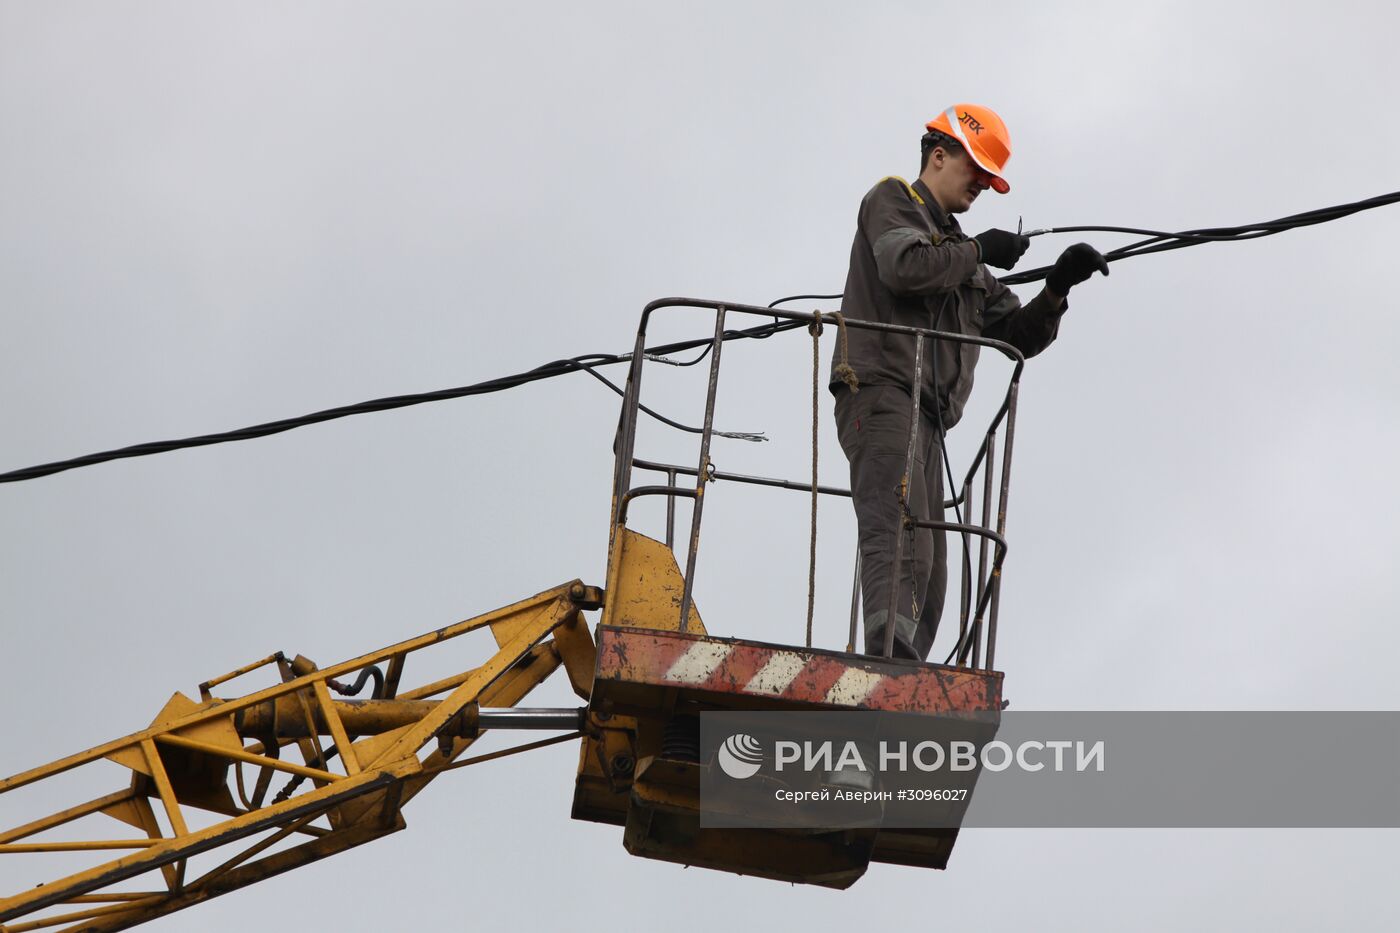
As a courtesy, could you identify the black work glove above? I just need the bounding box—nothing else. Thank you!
[972,228,1031,271]
[1047,243,1110,296]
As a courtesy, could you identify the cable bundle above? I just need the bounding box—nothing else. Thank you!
[1002,190,1400,285]
[4,191,1397,484]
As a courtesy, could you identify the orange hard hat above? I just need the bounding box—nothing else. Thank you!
[925,104,1012,194]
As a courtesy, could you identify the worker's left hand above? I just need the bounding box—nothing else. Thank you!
[1046,243,1109,297]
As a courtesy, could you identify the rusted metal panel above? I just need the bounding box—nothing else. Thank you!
[576,625,1001,886]
[593,626,1001,714]
[601,528,706,634]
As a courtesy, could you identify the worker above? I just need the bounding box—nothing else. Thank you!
[832,104,1108,660]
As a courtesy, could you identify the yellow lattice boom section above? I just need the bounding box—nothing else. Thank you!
[0,582,601,933]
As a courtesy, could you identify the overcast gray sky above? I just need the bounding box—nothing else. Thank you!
[3,2,1398,930]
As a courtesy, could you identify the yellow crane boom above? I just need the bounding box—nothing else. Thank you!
[0,582,600,932]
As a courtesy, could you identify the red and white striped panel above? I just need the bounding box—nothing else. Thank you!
[594,627,1000,715]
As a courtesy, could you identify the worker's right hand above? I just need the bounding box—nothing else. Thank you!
[972,228,1031,271]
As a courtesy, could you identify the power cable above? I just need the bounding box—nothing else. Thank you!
[4,190,1396,485]
[1004,189,1400,286]
[0,317,807,484]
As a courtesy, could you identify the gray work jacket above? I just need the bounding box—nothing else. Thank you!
[830,176,1065,429]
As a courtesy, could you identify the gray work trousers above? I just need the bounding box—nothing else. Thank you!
[834,384,947,660]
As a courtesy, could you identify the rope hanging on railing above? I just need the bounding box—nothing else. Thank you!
[830,311,859,393]
[806,310,857,648]
[806,312,825,648]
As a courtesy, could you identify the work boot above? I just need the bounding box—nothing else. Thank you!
[863,610,921,660]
